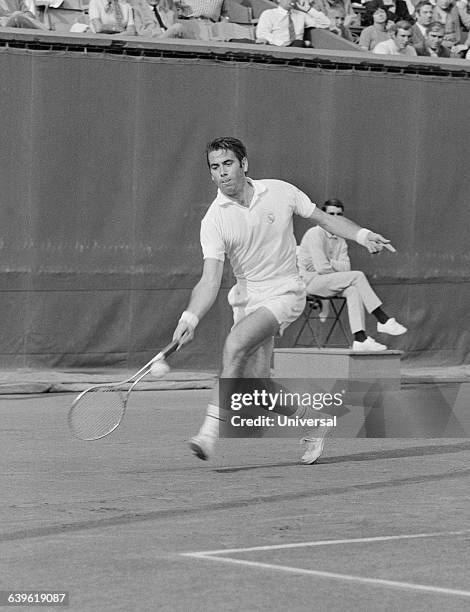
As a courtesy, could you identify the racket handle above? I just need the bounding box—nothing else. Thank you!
[154,339,179,362]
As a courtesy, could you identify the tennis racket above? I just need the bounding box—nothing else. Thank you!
[68,340,179,441]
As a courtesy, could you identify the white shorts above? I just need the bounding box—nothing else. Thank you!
[228,277,306,335]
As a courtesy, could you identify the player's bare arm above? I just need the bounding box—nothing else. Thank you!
[308,208,396,254]
[173,258,224,346]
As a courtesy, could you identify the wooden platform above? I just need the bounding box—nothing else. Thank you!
[273,348,403,437]
[273,348,402,382]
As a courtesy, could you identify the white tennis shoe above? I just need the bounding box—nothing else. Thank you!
[352,336,387,351]
[300,424,334,464]
[188,433,216,461]
[377,318,407,335]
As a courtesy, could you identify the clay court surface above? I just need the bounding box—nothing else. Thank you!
[1,388,470,611]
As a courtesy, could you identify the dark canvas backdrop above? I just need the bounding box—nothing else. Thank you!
[0,48,469,368]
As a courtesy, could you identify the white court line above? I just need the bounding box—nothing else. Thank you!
[182,528,470,556]
[181,529,470,599]
[183,554,470,599]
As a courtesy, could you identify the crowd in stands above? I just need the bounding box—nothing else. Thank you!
[1,0,470,59]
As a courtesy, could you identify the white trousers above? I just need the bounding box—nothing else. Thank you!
[304,271,382,334]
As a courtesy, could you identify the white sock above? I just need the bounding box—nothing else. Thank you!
[198,404,224,438]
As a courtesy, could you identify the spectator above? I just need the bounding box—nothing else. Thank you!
[381,0,413,22]
[297,199,407,351]
[373,19,418,54]
[452,34,470,58]
[415,20,451,55]
[131,0,184,38]
[410,0,434,47]
[433,0,461,48]
[256,0,331,47]
[328,5,354,39]
[457,0,470,31]
[313,0,360,27]
[89,0,136,35]
[448,0,470,55]
[174,0,223,21]
[358,0,390,50]
[0,0,49,29]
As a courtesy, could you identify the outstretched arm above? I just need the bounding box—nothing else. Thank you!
[172,258,224,346]
[308,208,396,254]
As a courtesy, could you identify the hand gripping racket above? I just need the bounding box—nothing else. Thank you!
[68,340,179,441]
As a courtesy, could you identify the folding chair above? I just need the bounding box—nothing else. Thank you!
[294,295,350,348]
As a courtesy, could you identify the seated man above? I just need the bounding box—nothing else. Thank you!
[410,1,434,48]
[415,20,451,56]
[432,0,461,49]
[131,0,184,38]
[89,0,136,35]
[297,198,407,351]
[328,5,354,40]
[256,0,331,47]
[313,0,360,27]
[0,0,49,29]
[372,19,417,55]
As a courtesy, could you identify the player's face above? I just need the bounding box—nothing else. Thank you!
[208,149,248,197]
[417,5,433,25]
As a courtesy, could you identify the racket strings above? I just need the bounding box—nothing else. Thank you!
[69,386,128,440]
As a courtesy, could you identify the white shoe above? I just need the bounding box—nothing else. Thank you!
[352,336,387,351]
[300,425,333,464]
[377,318,407,336]
[188,433,215,461]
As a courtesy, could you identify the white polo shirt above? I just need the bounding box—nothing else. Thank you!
[200,178,316,286]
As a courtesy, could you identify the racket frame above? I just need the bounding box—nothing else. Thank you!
[68,340,179,440]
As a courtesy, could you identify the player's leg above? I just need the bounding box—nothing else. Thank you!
[301,274,362,459]
[242,336,274,378]
[224,304,332,465]
[220,307,279,377]
[189,308,279,460]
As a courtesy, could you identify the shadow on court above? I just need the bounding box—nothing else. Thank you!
[0,389,469,611]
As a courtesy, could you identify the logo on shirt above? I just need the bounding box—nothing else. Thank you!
[266,213,275,224]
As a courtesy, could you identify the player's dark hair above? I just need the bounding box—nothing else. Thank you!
[205,137,247,166]
[322,198,345,212]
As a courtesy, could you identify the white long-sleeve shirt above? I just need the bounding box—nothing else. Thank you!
[298,226,351,277]
[256,6,330,46]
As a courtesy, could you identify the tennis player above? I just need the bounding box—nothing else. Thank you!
[173,137,395,464]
